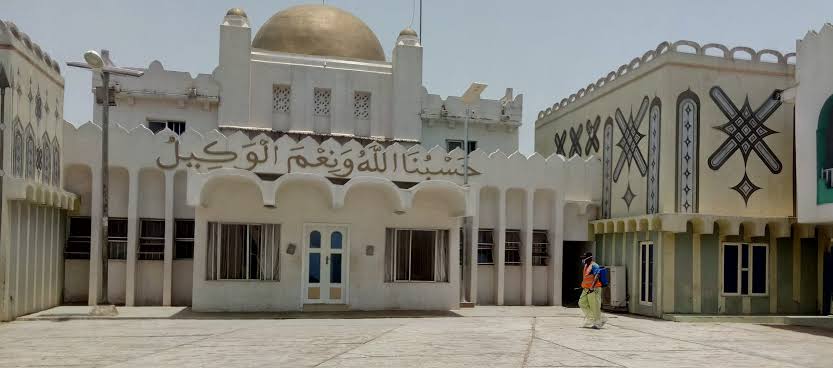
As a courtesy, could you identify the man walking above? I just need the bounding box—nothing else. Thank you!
[578,252,605,329]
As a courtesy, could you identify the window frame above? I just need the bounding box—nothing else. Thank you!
[138,218,165,261]
[445,139,477,153]
[639,241,655,306]
[147,120,186,135]
[391,228,448,283]
[107,217,128,260]
[65,216,92,260]
[531,230,549,266]
[174,219,195,259]
[477,229,495,265]
[721,242,769,297]
[504,229,522,265]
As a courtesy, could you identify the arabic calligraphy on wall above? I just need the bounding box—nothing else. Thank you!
[155,135,481,179]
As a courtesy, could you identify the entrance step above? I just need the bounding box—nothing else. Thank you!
[302,304,350,312]
[459,302,475,308]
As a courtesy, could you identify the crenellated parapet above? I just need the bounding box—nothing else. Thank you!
[536,40,795,123]
[63,120,599,203]
[0,20,63,83]
[106,60,219,108]
[422,87,523,129]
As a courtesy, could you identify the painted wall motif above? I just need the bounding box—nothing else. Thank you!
[534,40,795,219]
[676,90,700,213]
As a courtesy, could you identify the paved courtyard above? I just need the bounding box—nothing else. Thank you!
[1,307,832,367]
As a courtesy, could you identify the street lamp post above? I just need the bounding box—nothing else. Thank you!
[458,83,486,304]
[68,50,143,305]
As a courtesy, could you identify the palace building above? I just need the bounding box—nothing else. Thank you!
[2,3,832,321]
[0,4,599,320]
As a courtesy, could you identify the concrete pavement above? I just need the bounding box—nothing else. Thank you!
[1,307,831,367]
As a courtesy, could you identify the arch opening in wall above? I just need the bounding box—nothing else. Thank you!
[12,120,23,177]
[676,90,700,213]
[816,93,833,204]
[24,124,35,180]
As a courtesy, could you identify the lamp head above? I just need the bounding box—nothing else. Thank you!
[83,50,104,70]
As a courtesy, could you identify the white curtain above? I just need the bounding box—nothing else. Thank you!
[434,230,449,282]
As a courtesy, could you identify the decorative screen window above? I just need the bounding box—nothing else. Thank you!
[313,88,331,116]
[384,229,449,282]
[139,219,165,260]
[65,216,91,260]
[477,229,494,264]
[640,241,655,304]
[505,230,522,265]
[532,230,549,266]
[108,218,128,260]
[353,91,370,120]
[722,243,768,296]
[273,85,291,113]
[206,222,281,281]
[175,219,195,259]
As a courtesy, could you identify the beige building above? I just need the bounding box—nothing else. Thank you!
[536,41,827,316]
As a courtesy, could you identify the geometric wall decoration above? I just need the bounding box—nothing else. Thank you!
[554,130,567,156]
[708,86,782,206]
[602,118,614,219]
[646,97,661,214]
[613,96,649,182]
[676,90,700,213]
[568,124,583,157]
[585,116,600,156]
[622,182,636,211]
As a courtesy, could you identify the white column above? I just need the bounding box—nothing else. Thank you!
[468,186,480,304]
[162,171,174,306]
[125,169,139,306]
[88,169,103,306]
[549,192,564,306]
[522,189,534,305]
[495,188,506,306]
[450,218,461,304]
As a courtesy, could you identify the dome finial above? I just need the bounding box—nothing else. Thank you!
[399,27,418,38]
[226,8,247,18]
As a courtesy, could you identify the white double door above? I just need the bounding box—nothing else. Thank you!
[303,225,348,304]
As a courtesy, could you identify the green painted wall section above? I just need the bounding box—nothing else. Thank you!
[777,237,796,314]
[700,233,720,314]
[675,231,694,313]
[751,296,770,314]
[800,239,819,314]
[724,296,742,314]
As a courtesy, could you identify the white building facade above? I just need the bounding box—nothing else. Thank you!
[58,5,593,313]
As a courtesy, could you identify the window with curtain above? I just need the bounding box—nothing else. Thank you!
[385,228,449,282]
[206,222,280,281]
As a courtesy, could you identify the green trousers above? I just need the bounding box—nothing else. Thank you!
[578,288,602,325]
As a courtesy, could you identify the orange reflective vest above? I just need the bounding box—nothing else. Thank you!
[581,263,602,289]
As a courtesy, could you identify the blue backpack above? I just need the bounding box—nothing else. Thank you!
[598,267,610,287]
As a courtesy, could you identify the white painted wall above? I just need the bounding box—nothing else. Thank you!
[63,260,89,304]
[477,265,496,305]
[192,179,460,311]
[421,122,518,155]
[4,203,64,320]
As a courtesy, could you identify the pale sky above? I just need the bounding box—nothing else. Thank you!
[5,0,833,153]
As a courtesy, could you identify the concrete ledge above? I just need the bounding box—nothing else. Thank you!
[664,314,833,329]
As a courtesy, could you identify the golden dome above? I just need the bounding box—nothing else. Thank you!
[226,8,247,17]
[252,5,385,62]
